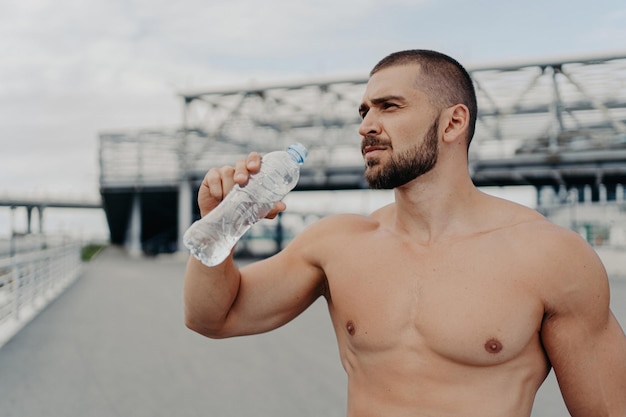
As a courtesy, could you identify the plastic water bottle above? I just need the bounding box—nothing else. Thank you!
[183,143,308,266]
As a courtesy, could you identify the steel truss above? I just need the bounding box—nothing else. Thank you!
[100,51,626,191]
[98,51,626,253]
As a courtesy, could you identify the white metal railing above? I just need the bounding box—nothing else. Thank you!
[0,240,82,348]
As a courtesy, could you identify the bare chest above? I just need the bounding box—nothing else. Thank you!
[324,239,545,367]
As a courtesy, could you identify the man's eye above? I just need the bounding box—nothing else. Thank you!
[382,102,397,109]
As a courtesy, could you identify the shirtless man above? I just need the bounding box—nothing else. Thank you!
[184,50,626,416]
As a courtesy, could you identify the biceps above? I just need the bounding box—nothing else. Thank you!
[543,311,626,416]
[223,254,325,337]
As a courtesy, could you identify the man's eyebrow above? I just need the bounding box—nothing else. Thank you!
[359,95,406,116]
[370,95,406,105]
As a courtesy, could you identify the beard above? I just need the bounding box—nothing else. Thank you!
[363,119,439,190]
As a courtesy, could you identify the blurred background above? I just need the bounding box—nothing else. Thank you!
[1,0,625,245]
[1,1,625,416]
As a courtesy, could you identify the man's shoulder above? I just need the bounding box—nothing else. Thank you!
[501,206,609,305]
[482,198,601,272]
[509,212,587,250]
[479,196,550,238]
[484,195,573,238]
[304,212,381,236]
[283,212,382,266]
[498,207,592,261]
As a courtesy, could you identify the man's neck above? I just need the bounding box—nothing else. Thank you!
[391,171,480,245]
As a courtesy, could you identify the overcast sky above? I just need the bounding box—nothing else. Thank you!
[1,0,625,201]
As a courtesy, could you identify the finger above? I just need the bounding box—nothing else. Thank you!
[265,201,287,220]
[217,165,237,197]
[202,166,233,200]
[201,169,221,199]
[233,158,249,185]
[274,201,286,212]
[246,152,262,173]
[198,169,226,217]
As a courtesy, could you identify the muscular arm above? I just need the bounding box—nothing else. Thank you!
[183,152,326,338]
[184,255,241,337]
[184,245,326,338]
[540,231,626,416]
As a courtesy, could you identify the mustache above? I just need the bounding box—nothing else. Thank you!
[361,136,392,155]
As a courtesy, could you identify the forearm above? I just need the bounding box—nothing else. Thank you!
[183,255,241,338]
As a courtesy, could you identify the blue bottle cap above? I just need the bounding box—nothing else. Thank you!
[287,143,308,164]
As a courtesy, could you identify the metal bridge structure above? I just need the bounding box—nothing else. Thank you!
[98,51,626,254]
[0,195,102,236]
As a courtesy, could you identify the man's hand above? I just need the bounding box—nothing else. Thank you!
[197,152,287,218]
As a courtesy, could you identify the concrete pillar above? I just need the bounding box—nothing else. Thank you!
[537,186,556,207]
[10,206,16,256]
[126,192,142,256]
[583,185,592,204]
[38,206,44,234]
[26,206,33,234]
[599,183,607,203]
[558,185,568,204]
[177,179,192,252]
[535,186,542,208]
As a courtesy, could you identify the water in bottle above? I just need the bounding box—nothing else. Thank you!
[183,143,308,266]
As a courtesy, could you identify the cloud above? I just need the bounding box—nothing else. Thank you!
[0,0,623,199]
[1,0,437,97]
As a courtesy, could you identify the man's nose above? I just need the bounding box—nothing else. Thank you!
[358,112,381,137]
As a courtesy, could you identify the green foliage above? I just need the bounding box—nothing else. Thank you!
[81,244,106,261]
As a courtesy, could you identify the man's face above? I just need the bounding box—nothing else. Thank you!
[363,118,439,189]
[358,64,441,190]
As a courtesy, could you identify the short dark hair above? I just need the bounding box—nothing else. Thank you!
[371,50,478,147]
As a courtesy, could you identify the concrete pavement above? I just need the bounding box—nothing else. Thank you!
[0,248,346,417]
[0,247,624,416]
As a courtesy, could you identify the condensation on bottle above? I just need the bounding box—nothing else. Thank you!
[183,143,308,266]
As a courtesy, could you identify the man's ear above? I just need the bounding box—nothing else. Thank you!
[441,104,470,145]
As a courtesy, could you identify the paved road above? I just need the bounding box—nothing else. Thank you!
[0,247,624,416]
[0,248,346,417]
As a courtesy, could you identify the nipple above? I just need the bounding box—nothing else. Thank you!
[346,320,355,336]
[484,338,503,354]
